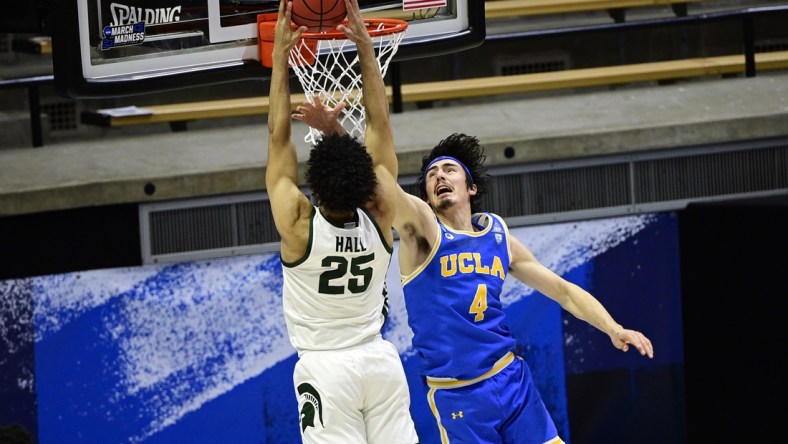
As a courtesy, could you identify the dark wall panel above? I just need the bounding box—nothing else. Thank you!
[0,204,141,280]
[680,193,788,441]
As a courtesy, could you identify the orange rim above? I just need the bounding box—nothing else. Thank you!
[299,18,408,41]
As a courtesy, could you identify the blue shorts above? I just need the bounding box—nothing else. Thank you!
[426,355,562,444]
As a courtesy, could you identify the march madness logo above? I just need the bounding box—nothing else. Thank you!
[102,22,145,49]
[100,2,184,50]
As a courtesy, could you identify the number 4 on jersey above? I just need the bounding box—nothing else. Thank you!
[469,284,488,322]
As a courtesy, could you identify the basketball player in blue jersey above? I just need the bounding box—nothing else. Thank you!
[266,0,418,442]
[399,136,650,444]
[302,106,655,444]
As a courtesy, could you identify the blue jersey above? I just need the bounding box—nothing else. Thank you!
[402,212,517,381]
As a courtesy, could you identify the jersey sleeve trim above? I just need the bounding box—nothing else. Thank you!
[359,207,393,254]
[400,216,443,286]
[281,206,316,268]
[488,213,513,265]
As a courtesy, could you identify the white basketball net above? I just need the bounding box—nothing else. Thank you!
[288,22,407,145]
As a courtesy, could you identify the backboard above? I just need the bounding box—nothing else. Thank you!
[51,0,485,98]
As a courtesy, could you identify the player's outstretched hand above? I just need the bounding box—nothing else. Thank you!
[611,328,654,358]
[293,95,346,135]
[337,0,368,45]
[274,0,307,54]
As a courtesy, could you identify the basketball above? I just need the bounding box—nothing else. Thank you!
[291,0,347,32]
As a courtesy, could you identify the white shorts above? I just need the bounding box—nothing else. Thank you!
[293,336,419,444]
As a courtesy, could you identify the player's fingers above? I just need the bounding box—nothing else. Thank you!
[281,0,290,19]
[630,332,653,358]
[642,335,654,358]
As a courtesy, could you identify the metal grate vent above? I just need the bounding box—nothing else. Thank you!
[141,139,788,264]
[486,164,631,217]
[495,52,571,76]
[149,204,235,255]
[754,39,788,53]
[0,34,12,63]
[0,34,10,54]
[142,193,280,263]
[42,101,78,131]
[235,199,279,245]
[634,145,788,203]
[401,181,419,198]
[500,59,567,75]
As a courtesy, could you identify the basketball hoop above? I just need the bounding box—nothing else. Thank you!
[258,14,408,144]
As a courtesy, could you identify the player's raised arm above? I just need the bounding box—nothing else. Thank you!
[508,235,654,358]
[338,0,397,179]
[265,0,311,260]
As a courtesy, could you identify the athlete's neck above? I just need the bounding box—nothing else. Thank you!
[436,209,474,232]
[320,207,358,228]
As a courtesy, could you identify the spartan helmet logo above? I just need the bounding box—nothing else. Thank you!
[297,382,325,433]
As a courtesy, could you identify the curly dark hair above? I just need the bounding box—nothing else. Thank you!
[305,133,377,213]
[416,133,490,214]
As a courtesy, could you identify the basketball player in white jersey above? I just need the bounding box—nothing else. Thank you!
[266,0,418,443]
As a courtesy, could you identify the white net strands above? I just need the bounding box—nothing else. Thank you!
[288,21,406,145]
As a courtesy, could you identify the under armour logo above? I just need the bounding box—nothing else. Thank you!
[451,411,464,419]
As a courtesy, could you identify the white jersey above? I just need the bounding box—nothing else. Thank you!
[282,207,393,353]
